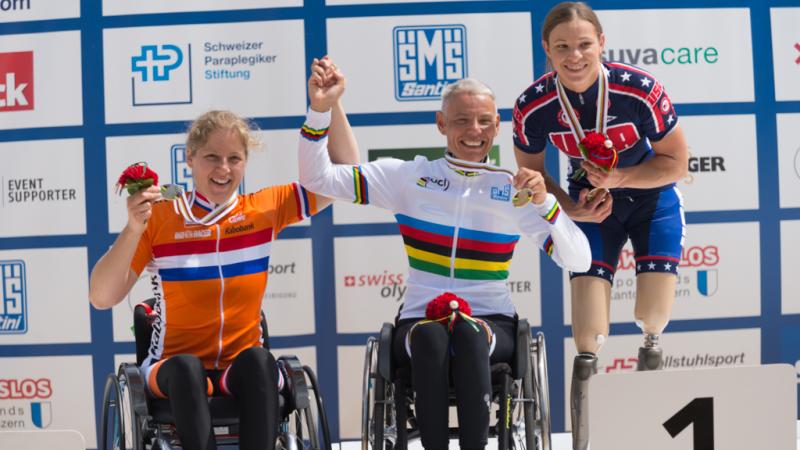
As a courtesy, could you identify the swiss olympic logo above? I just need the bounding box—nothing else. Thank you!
[393,25,467,101]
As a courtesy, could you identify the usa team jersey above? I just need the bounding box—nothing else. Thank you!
[131,186,317,370]
[513,62,679,194]
[299,109,591,320]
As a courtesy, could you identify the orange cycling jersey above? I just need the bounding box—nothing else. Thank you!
[131,184,317,370]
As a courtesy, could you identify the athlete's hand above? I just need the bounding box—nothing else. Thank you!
[308,56,346,113]
[125,185,161,234]
[513,167,548,205]
[582,161,626,190]
[565,187,613,223]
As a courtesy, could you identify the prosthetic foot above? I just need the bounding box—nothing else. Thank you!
[636,333,663,371]
[570,352,597,450]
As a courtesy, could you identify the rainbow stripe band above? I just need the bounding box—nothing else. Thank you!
[396,214,519,281]
[543,202,560,224]
[300,124,329,141]
[543,236,554,257]
[352,166,369,204]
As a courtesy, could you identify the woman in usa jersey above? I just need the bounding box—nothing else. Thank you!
[512,3,688,449]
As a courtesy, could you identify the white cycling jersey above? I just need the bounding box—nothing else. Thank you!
[299,109,591,319]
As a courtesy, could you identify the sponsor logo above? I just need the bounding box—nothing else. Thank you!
[265,262,297,300]
[491,184,511,202]
[224,223,254,235]
[343,271,406,301]
[0,379,52,430]
[613,245,719,300]
[173,229,212,240]
[0,0,30,12]
[603,46,719,66]
[3,177,78,205]
[0,261,27,334]
[0,51,33,112]
[556,107,579,129]
[393,25,467,101]
[416,176,449,191]
[601,352,746,373]
[794,43,800,65]
[0,378,52,399]
[203,40,276,81]
[171,144,245,194]
[228,213,245,224]
[368,145,499,165]
[131,44,193,106]
[507,279,531,293]
[688,156,725,173]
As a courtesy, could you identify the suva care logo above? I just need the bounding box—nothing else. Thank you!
[131,44,193,106]
[0,51,34,112]
[603,46,719,66]
[393,25,467,101]
[0,260,27,334]
[171,144,244,194]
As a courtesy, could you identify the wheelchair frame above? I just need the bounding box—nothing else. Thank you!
[98,298,332,450]
[361,319,551,450]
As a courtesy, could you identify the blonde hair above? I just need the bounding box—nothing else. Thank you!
[185,110,261,157]
[542,2,604,72]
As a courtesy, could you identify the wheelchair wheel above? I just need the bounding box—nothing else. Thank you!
[529,332,551,450]
[362,337,396,450]
[100,369,143,450]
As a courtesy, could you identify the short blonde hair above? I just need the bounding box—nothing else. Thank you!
[185,110,261,157]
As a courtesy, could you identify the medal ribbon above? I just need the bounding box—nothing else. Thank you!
[172,190,239,226]
[554,64,610,143]
[443,154,534,207]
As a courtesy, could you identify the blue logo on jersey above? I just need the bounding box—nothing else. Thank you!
[131,44,193,106]
[393,25,467,101]
[0,260,27,334]
[697,269,717,296]
[171,144,245,194]
[491,184,511,202]
[31,401,51,429]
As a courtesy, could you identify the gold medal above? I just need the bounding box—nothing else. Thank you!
[512,188,534,207]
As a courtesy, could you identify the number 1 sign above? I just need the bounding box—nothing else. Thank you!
[588,364,797,450]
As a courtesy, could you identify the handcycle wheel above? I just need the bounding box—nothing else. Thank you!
[531,332,551,450]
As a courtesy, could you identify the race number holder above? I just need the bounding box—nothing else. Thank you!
[588,364,797,450]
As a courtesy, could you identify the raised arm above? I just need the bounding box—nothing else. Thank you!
[88,186,160,309]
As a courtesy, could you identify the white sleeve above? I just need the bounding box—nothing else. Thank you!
[517,194,591,273]
[299,108,404,210]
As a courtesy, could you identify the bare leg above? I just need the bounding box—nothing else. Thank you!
[634,272,676,370]
[569,276,611,450]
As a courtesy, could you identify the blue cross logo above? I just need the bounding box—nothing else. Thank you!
[132,45,184,82]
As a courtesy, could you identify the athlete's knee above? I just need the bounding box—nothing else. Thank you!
[410,322,448,353]
[163,354,210,395]
[574,327,609,354]
[235,346,274,375]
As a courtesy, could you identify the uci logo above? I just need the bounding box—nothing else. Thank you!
[171,144,245,194]
[393,25,467,101]
[416,176,450,191]
[131,44,193,106]
[0,260,27,334]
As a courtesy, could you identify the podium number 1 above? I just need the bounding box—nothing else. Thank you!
[662,397,715,450]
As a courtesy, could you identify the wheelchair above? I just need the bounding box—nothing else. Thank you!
[99,299,331,450]
[361,318,551,450]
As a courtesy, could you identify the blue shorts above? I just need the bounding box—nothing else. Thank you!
[569,186,685,283]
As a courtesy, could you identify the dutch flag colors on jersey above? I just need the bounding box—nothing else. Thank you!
[131,184,317,370]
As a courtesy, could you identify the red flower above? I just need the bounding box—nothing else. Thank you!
[579,131,618,172]
[571,131,618,181]
[425,292,472,320]
[116,162,159,196]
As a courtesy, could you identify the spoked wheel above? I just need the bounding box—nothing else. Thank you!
[303,365,332,450]
[361,337,396,450]
[100,369,143,450]
[530,332,551,450]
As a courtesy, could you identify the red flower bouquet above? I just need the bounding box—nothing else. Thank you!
[116,162,159,196]
[426,292,472,320]
[571,131,619,181]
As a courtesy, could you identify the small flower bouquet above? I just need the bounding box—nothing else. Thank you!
[115,162,159,196]
[571,131,618,181]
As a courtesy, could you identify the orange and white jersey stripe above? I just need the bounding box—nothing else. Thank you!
[131,183,317,370]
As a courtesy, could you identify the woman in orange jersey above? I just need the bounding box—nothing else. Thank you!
[89,58,357,450]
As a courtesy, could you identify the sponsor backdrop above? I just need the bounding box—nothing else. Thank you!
[0,0,798,446]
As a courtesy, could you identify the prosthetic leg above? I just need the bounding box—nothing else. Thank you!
[570,352,597,450]
[637,332,663,371]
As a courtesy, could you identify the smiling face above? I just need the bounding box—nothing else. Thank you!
[186,128,247,204]
[436,92,500,162]
[543,17,605,92]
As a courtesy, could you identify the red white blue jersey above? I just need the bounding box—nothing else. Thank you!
[513,62,678,194]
